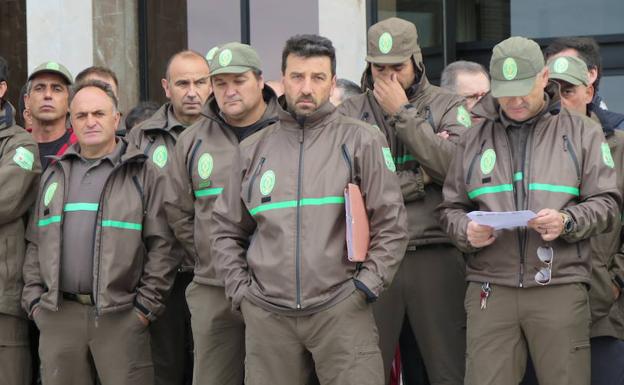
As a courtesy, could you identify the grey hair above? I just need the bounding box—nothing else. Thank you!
[440,61,489,93]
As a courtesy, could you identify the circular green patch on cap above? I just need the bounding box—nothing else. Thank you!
[218,49,233,67]
[378,32,393,54]
[553,57,569,74]
[152,145,168,168]
[46,62,60,71]
[502,58,518,80]
[480,149,496,175]
[197,153,214,180]
[260,170,276,196]
[44,182,58,207]
[206,47,219,61]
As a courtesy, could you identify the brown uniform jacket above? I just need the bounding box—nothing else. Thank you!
[338,64,470,248]
[211,100,408,315]
[165,88,279,286]
[0,101,41,317]
[127,103,193,270]
[439,92,621,288]
[21,140,177,321]
[590,123,624,339]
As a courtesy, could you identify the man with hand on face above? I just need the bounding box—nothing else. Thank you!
[439,36,621,385]
[547,55,624,385]
[165,42,279,385]
[338,17,470,385]
[127,49,211,385]
[22,80,177,385]
[211,34,408,385]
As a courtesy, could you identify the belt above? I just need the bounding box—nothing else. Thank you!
[62,292,95,306]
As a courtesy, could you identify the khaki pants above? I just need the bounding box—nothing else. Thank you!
[373,245,466,385]
[186,282,245,385]
[241,289,383,385]
[465,282,591,385]
[35,300,153,385]
[0,314,31,385]
[151,271,193,385]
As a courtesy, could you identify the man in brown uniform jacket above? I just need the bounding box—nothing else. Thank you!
[439,37,621,385]
[0,56,41,385]
[212,34,408,385]
[127,50,211,385]
[165,42,279,385]
[338,17,470,385]
[22,80,177,385]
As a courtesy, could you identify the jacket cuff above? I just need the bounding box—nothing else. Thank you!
[354,268,384,298]
[133,298,157,322]
[27,298,41,319]
[353,279,377,303]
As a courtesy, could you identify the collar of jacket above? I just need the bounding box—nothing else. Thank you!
[276,95,337,130]
[0,100,16,134]
[359,56,429,101]
[53,137,147,165]
[471,81,562,125]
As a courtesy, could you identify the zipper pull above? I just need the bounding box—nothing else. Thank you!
[563,135,568,151]
[480,282,491,310]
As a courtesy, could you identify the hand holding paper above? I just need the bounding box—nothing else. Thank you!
[467,210,537,230]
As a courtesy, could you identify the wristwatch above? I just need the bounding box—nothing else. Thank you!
[560,211,576,235]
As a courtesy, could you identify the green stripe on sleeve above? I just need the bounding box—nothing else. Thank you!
[64,203,99,212]
[395,154,416,165]
[194,187,224,197]
[528,183,580,196]
[101,220,143,231]
[249,196,345,216]
[37,215,62,227]
[467,184,514,199]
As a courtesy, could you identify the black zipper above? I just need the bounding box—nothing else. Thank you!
[246,157,266,203]
[341,144,353,183]
[54,164,68,311]
[425,106,436,132]
[188,139,203,179]
[563,135,581,181]
[143,136,155,156]
[132,175,146,212]
[295,129,305,309]
[465,140,486,185]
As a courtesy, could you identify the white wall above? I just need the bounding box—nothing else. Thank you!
[27,0,93,80]
[318,0,368,83]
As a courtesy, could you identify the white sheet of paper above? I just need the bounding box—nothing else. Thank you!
[467,210,537,230]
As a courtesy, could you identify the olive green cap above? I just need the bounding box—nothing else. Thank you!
[28,61,73,84]
[366,17,421,64]
[489,37,544,98]
[548,55,589,86]
[209,42,262,77]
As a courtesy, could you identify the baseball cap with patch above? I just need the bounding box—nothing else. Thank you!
[209,42,262,77]
[28,61,73,84]
[547,56,589,86]
[366,17,421,64]
[490,37,544,98]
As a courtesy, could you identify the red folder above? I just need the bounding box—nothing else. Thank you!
[345,183,370,262]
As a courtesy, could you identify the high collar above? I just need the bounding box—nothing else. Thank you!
[277,96,337,130]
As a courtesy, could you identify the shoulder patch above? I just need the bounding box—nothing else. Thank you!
[456,105,472,128]
[152,145,168,168]
[601,142,615,168]
[44,182,58,207]
[13,146,35,170]
[260,170,276,196]
[197,153,214,180]
[382,147,396,172]
[480,148,496,174]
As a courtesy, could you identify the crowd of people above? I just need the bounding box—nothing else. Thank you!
[0,15,623,385]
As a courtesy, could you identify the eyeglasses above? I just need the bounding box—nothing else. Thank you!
[534,246,554,285]
[461,92,488,102]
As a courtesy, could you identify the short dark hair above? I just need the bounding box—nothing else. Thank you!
[543,37,602,91]
[75,66,119,89]
[440,61,490,93]
[124,101,159,130]
[281,34,336,76]
[0,56,8,82]
[336,78,361,100]
[70,79,119,112]
[164,50,209,80]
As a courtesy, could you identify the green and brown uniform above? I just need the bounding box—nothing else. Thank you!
[22,139,177,385]
[165,87,279,385]
[338,59,470,385]
[212,100,408,385]
[439,92,621,385]
[0,101,41,385]
[127,103,195,385]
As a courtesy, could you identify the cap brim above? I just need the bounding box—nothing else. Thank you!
[491,77,536,98]
[28,69,72,84]
[366,54,412,64]
[549,73,585,86]
[209,66,256,77]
